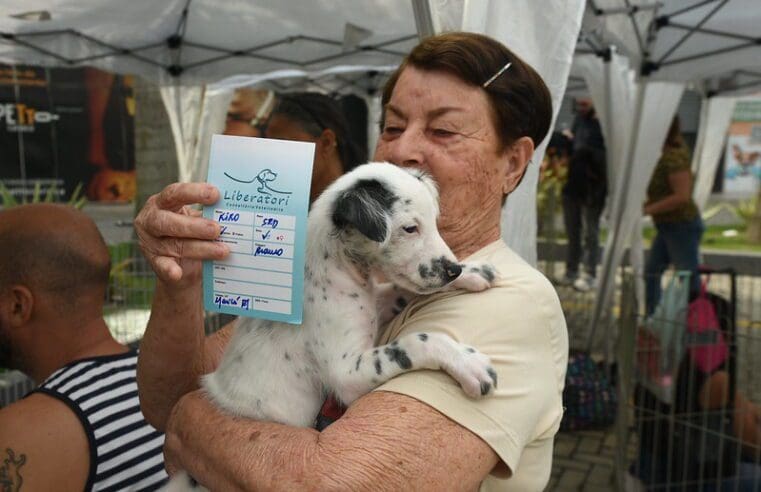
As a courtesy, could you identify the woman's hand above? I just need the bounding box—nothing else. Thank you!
[134,183,229,286]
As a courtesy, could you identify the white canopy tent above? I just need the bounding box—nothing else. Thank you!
[572,48,686,353]
[0,0,421,187]
[691,95,737,210]
[1,0,756,279]
[459,0,586,264]
[569,0,761,350]
[0,0,586,264]
[0,1,420,84]
[160,64,399,184]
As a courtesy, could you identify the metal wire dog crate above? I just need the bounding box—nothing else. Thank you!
[105,240,230,344]
[105,241,157,345]
[615,268,761,491]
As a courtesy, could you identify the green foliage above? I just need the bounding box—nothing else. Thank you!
[0,180,86,209]
[734,196,757,224]
[0,181,16,208]
[537,157,567,238]
[641,224,761,252]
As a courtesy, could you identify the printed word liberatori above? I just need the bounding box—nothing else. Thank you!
[224,189,291,207]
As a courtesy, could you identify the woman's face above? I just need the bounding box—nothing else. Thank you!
[373,66,513,241]
[264,113,343,203]
[224,89,268,137]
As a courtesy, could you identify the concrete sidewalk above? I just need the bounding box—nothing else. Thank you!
[546,427,624,491]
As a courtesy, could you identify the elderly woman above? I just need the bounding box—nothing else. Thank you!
[135,32,567,490]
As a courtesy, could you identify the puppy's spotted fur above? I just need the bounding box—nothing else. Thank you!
[202,163,498,427]
[167,163,499,490]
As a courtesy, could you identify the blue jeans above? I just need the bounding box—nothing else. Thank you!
[645,217,705,315]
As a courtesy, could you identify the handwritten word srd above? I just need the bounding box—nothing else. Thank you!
[260,217,279,228]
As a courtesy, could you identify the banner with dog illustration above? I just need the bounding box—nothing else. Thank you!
[0,64,135,203]
[723,99,761,196]
[203,134,314,324]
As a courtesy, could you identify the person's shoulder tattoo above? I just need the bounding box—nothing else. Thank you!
[0,448,27,491]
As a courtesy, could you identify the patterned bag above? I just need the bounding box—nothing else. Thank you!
[560,351,617,431]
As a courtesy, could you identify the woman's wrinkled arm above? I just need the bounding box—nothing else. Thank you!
[136,283,236,430]
[133,183,231,430]
[164,389,498,490]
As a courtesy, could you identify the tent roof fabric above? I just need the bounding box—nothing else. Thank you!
[578,0,761,94]
[0,0,418,86]
[0,0,757,94]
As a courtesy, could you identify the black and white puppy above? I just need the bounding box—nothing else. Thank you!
[165,163,499,490]
[203,162,498,425]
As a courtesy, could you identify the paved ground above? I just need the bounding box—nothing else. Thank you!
[535,271,625,491]
[543,263,761,491]
[546,427,620,491]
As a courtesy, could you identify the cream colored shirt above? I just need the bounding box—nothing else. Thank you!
[375,240,568,491]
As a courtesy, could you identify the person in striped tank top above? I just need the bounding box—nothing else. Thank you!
[0,204,168,491]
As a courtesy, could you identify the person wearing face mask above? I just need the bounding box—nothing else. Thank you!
[134,32,567,491]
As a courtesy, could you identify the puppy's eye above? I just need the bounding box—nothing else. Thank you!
[402,225,418,234]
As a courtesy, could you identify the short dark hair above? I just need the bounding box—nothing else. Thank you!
[273,92,366,173]
[547,131,572,158]
[381,32,553,150]
[0,223,110,312]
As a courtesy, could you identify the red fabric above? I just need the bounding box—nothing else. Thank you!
[319,396,347,421]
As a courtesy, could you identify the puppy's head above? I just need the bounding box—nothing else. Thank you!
[328,162,462,294]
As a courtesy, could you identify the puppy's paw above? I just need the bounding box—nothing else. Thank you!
[444,346,498,399]
[449,262,499,292]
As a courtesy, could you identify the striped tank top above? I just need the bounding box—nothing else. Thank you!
[30,350,168,491]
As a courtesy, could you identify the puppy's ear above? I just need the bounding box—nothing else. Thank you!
[332,179,396,243]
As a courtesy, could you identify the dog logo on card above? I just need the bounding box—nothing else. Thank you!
[224,169,292,196]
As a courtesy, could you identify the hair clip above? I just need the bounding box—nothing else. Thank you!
[483,62,512,88]
[249,91,275,127]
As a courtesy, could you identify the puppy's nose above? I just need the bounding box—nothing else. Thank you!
[445,262,462,280]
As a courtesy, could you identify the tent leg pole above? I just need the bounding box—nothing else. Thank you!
[588,80,647,353]
[411,0,436,39]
